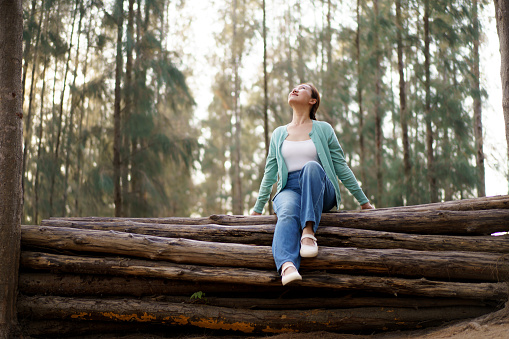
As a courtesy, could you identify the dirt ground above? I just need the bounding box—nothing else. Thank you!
[70,302,509,339]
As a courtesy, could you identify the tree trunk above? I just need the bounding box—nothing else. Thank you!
[22,0,45,210]
[356,0,367,195]
[21,320,155,338]
[374,0,383,207]
[46,208,509,236]
[262,0,272,214]
[63,2,84,216]
[495,0,509,191]
[296,2,305,84]
[33,54,49,224]
[473,0,485,197]
[424,0,437,203]
[21,0,38,104]
[322,0,333,124]
[17,295,496,334]
[19,273,501,308]
[0,1,23,337]
[231,0,243,215]
[38,219,509,253]
[113,0,124,217]
[19,253,509,300]
[396,0,411,205]
[75,10,93,217]
[49,0,79,216]
[122,0,135,216]
[20,227,509,281]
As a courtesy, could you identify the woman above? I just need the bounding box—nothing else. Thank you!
[251,83,373,286]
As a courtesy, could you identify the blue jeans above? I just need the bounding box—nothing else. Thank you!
[272,161,336,274]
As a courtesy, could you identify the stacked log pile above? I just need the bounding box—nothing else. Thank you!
[18,195,509,337]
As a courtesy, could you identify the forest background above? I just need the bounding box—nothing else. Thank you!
[20,0,508,224]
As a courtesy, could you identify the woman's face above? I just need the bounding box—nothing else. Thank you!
[288,84,315,107]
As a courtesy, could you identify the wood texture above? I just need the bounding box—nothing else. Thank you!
[20,252,509,300]
[20,196,509,335]
[43,208,509,235]
[18,273,501,310]
[17,295,497,333]
[21,226,509,281]
[37,220,509,252]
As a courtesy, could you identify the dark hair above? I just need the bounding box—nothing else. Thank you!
[305,83,320,120]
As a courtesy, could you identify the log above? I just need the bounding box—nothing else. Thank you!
[17,273,500,309]
[37,220,509,253]
[19,320,167,338]
[20,252,509,300]
[17,272,286,298]
[43,208,509,235]
[17,295,498,333]
[319,209,509,235]
[21,226,509,281]
[372,195,509,212]
[44,195,509,226]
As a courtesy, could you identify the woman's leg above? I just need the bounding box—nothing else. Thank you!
[272,183,302,273]
[299,161,336,234]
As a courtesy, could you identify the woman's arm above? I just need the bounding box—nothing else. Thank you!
[252,135,278,214]
[327,125,370,206]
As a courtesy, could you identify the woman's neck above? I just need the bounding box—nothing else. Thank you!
[290,108,312,126]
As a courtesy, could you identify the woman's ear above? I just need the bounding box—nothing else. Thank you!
[309,98,317,105]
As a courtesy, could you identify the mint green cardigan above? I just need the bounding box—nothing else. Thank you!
[253,120,369,214]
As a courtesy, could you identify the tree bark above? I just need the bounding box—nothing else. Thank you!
[33,54,49,224]
[356,0,367,195]
[41,207,509,235]
[371,195,509,212]
[19,273,499,309]
[473,0,485,197]
[18,255,509,300]
[113,0,124,217]
[20,227,509,281]
[63,1,84,216]
[75,10,93,217]
[49,0,79,216]
[21,0,45,208]
[0,1,23,337]
[17,295,496,334]
[494,0,509,190]
[231,0,243,215]
[262,0,272,214]
[20,320,157,338]
[424,0,437,203]
[38,219,509,253]
[18,272,280,298]
[374,0,383,206]
[396,0,412,205]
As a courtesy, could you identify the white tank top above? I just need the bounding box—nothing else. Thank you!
[281,139,318,172]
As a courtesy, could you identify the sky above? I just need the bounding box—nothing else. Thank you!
[177,1,508,198]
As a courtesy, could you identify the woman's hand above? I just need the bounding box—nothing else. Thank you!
[251,211,262,216]
[361,202,374,210]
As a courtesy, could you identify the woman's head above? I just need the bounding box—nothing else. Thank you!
[288,83,320,120]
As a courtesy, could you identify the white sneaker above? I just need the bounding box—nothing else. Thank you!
[300,234,318,257]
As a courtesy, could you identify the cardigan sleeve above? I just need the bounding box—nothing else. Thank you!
[327,125,369,205]
[253,133,279,214]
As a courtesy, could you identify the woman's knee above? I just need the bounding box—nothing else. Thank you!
[301,161,324,177]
